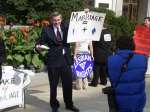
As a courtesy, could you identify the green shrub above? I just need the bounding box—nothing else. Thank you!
[108,16,136,39]
[1,27,46,71]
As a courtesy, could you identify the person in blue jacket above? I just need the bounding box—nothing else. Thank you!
[107,36,147,112]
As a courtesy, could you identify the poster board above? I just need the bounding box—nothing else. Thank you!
[0,67,25,109]
[67,11,106,43]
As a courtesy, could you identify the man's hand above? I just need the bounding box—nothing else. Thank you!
[36,45,49,51]
[73,55,76,60]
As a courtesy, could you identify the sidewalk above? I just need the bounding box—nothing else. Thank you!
[2,72,150,112]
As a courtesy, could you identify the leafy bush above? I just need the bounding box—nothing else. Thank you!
[1,26,47,71]
[108,16,136,39]
[0,0,85,24]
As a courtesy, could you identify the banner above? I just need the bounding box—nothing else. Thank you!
[134,25,150,55]
[72,52,93,79]
[0,66,24,109]
[67,11,106,43]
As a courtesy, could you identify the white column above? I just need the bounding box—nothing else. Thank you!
[109,0,113,10]
[94,0,99,8]
[146,0,150,77]
[147,0,150,17]
[114,0,123,16]
[112,0,117,11]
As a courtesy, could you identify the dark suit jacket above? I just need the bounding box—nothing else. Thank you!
[36,22,72,68]
[93,29,114,64]
[0,38,5,80]
[0,38,5,64]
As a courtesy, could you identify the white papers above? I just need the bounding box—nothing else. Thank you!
[36,45,49,50]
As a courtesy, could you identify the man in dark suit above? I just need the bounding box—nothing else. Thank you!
[89,28,114,87]
[36,12,79,112]
[0,35,5,80]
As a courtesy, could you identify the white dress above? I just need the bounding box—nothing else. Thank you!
[73,39,93,90]
[76,39,91,53]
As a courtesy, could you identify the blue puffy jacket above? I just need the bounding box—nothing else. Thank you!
[108,50,147,112]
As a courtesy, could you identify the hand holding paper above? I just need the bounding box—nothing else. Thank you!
[36,45,50,51]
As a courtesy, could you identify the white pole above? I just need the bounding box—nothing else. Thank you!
[147,0,150,17]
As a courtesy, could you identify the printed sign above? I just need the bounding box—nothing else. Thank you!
[0,67,24,109]
[72,53,93,79]
[104,34,111,41]
[67,11,106,43]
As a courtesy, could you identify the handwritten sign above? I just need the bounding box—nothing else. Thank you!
[67,11,106,43]
[0,67,24,109]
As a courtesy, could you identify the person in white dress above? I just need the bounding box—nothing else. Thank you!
[73,39,93,90]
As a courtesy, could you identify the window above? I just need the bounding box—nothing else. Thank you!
[131,0,137,3]
[124,0,129,3]
[124,0,137,3]
[123,0,139,20]
[99,3,109,9]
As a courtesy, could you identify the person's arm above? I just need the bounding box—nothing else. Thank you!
[74,42,79,59]
[35,27,49,51]
[89,41,93,58]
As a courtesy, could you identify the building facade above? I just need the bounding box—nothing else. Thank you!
[94,0,150,21]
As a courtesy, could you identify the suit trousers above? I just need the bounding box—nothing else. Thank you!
[48,65,73,108]
[0,65,2,80]
[91,62,107,85]
[107,94,118,112]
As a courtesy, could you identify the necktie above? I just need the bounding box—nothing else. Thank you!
[56,28,62,42]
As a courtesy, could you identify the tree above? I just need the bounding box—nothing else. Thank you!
[0,0,85,24]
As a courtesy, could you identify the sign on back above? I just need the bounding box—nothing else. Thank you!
[67,11,106,43]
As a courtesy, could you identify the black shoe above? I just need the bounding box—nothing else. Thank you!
[52,108,58,112]
[100,82,107,86]
[89,83,97,87]
[66,106,79,112]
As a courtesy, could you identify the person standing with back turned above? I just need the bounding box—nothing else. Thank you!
[107,37,147,112]
[36,12,79,112]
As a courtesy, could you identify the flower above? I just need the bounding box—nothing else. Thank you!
[20,27,29,33]
[0,32,3,38]
[41,20,50,27]
[8,32,16,45]
[20,27,29,41]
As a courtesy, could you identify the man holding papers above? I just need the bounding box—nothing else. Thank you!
[36,12,79,112]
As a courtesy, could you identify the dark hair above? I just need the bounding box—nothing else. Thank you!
[144,17,150,21]
[50,11,62,19]
[116,36,135,50]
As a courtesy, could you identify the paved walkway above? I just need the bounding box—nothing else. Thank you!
[2,72,150,112]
